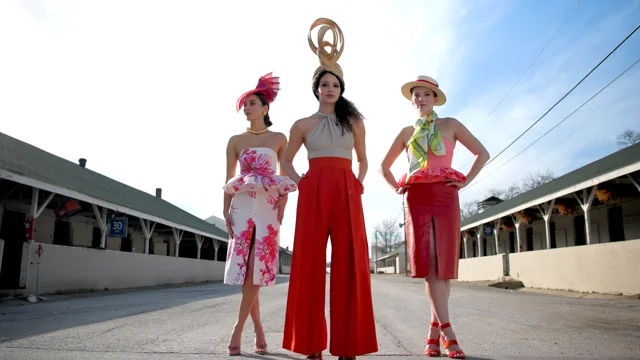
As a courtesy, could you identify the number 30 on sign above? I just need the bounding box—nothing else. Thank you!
[108,217,128,238]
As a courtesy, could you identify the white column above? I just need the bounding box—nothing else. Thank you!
[574,186,597,245]
[463,235,469,259]
[493,219,501,255]
[194,234,203,260]
[91,205,108,248]
[29,187,55,242]
[172,228,184,257]
[511,215,522,252]
[213,239,221,261]
[476,225,483,257]
[139,218,156,254]
[538,199,556,249]
[627,174,640,192]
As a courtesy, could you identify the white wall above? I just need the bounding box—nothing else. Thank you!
[377,266,396,274]
[509,239,640,295]
[457,254,506,281]
[24,242,225,295]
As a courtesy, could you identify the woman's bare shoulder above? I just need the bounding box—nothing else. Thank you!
[399,125,414,139]
[437,116,462,127]
[291,116,320,132]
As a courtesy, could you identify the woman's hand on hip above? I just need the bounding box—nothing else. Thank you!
[296,173,306,185]
[274,194,288,224]
[444,178,467,189]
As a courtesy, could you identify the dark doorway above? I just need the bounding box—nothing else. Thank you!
[574,215,586,246]
[526,227,533,251]
[550,222,557,249]
[217,242,228,261]
[509,232,515,253]
[0,210,27,290]
[53,220,71,246]
[608,206,625,242]
[91,227,101,248]
[200,238,215,260]
[180,239,198,259]
[163,239,170,256]
[120,233,132,252]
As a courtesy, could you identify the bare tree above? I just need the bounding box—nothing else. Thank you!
[616,129,640,148]
[521,170,554,191]
[373,217,403,254]
[505,184,522,199]
[490,183,522,200]
[460,200,479,220]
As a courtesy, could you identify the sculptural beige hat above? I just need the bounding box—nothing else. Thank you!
[308,18,345,81]
[401,75,447,106]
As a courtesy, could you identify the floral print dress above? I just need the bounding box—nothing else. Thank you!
[223,147,297,287]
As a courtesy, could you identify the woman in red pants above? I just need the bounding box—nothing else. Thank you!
[280,18,378,360]
[379,75,489,359]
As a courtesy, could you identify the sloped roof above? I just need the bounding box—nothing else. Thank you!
[0,132,228,241]
[461,142,640,229]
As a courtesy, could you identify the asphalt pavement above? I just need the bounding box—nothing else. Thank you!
[0,274,638,359]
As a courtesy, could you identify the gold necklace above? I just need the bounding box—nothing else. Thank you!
[247,127,269,135]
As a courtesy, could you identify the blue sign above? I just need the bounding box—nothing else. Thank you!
[482,223,494,237]
[108,217,128,237]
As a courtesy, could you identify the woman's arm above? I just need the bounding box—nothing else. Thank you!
[275,132,289,224]
[448,118,490,188]
[276,132,288,176]
[281,120,305,184]
[353,119,368,185]
[379,127,410,193]
[223,137,238,237]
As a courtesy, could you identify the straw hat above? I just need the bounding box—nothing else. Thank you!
[308,18,344,81]
[401,75,446,106]
[235,72,280,112]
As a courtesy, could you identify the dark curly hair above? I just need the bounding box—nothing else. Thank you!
[252,92,273,127]
[312,70,364,134]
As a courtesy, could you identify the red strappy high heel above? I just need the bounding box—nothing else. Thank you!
[440,323,465,359]
[424,321,441,357]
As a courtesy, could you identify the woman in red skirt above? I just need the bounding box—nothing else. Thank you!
[379,75,489,359]
[280,18,378,360]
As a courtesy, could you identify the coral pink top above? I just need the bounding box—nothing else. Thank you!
[397,137,466,188]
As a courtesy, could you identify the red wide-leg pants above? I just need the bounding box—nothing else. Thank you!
[282,157,378,357]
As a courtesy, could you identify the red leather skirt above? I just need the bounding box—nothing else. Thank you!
[403,182,461,279]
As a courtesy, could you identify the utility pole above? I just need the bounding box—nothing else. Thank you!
[374,231,378,273]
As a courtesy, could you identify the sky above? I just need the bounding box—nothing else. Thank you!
[1,0,639,261]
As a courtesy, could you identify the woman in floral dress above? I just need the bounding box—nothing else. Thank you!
[223,73,297,356]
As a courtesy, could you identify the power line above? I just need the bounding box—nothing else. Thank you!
[522,85,636,170]
[472,0,584,132]
[482,23,640,169]
[462,56,640,192]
